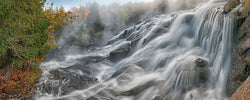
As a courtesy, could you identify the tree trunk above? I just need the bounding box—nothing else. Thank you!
[0,62,13,82]
[23,60,31,72]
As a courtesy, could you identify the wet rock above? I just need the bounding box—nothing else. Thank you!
[87,97,99,100]
[143,26,168,45]
[223,0,240,14]
[195,58,209,82]
[109,64,144,80]
[118,28,134,39]
[153,96,163,100]
[61,74,98,95]
[226,11,250,97]
[48,64,99,95]
[226,45,248,96]
[121,80,163,96]
[184,13,194,23]
[175,57,210,91]
[195,58,208,68]
[159,20,171,28]
[127,23,154,46]
[106,27,135,45]
[109,41,131,62]
[78,55,106,65]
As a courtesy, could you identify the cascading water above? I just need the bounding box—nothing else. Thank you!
[36,0,234,100]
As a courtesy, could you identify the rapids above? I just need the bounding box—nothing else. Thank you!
[36,0,234,100]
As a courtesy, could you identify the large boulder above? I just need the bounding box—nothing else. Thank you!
[175,57,210,91]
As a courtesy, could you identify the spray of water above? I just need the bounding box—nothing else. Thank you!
[36,0,234,100]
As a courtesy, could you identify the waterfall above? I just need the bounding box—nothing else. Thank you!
[36,1,234,100]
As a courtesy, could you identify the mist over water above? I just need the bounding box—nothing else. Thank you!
[36,0,234,100]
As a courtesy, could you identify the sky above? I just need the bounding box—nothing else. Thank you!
[46,0,154,11]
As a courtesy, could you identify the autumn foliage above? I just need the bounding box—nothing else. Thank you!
[0,0,71,98]
[0,68,42,98]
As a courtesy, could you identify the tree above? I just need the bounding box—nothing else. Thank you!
[0,0,50,81]
[0,0,70,82]
[86,3,105,38]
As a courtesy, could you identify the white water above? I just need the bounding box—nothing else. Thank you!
[36,1,234,100]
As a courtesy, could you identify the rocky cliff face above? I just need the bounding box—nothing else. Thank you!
[225,0,250,97]
[230,76,250,100]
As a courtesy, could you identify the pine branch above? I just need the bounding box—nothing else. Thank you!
[6,39,26,61]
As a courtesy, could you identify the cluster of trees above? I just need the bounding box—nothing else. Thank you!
[53,3,105,48]
[0,0,71,82]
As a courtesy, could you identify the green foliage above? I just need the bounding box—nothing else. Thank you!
[39,6,70,58]
[0,0,70,69]
[0,0,49,66]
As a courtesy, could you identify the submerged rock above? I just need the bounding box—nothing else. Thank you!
[195,58,208,68]
[106,27,135,45]
[175,57,210,91]
[77,55,106,65]
[109,41,131,62]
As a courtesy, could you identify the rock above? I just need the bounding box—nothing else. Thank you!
[127,22,154,46]
[237,16,250,55]
[226,11,250,97]
[226,49,248,96]
[194,58,209,82]
[237,16,250,40]
[195,58,208,68]
[223,0,240,14]
[184,13,194,23]
[47,63,99,95]
[121,80,163,96]
[175,57,210,91]
[77,55,106,65]
[87,97,99,100]
[61,74,98,95]
[230,76,250,100]
[106,27,135,45]
[109,41,131,62]
[142,26,168,45]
